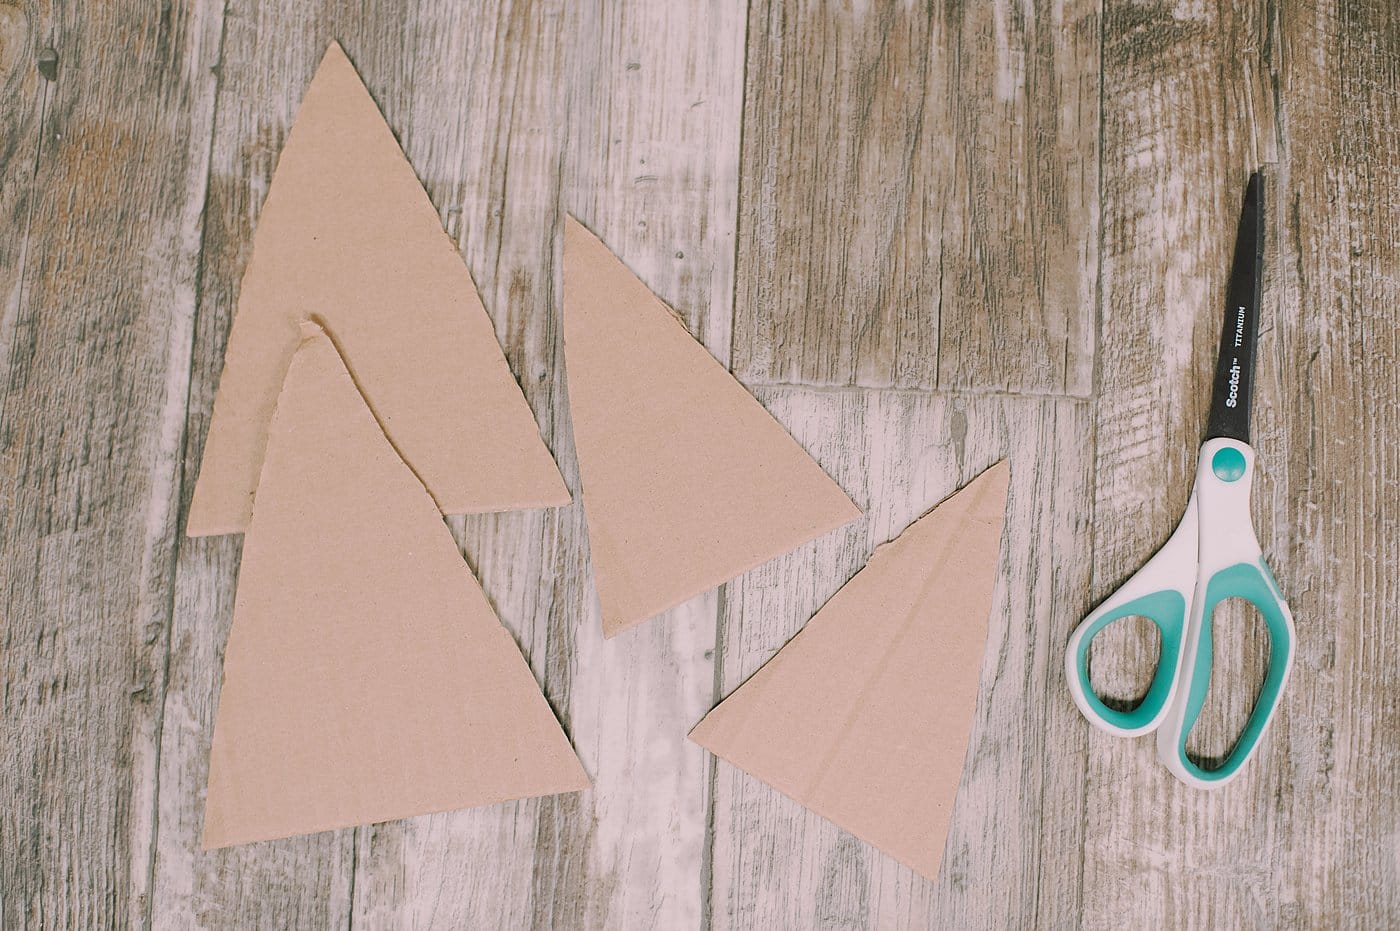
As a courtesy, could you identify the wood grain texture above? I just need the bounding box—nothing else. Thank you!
[729,0,1100,394]
[4,0,1400,927]
[0,1,225,927]
[1270,1,1400,920]
[0,0,225,928]
[707,390,1094,929]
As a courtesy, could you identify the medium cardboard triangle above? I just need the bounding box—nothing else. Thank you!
[202,324,588,849]
[689,461,1010,881]
[187,42,568,537]
[562,216,861,637]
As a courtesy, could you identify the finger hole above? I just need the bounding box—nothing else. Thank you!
[1185,597,1270,768]
[1087,615,1162,712]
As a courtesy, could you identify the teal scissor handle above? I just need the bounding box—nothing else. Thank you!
[1156,441,1296,787]
[1066,494,1198,737]
[1069,591,1187,733]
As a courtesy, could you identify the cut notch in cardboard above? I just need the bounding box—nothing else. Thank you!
[562,215,861,637]
[202,323,588,849]
[187,41,568,537]
[689,460,1011,882]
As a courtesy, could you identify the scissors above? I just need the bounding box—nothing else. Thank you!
[1066,172,1295,788]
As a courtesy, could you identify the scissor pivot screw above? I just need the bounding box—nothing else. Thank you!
[1211,447,1247,482]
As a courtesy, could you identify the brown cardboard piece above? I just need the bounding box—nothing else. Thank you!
[562,216,861,637]
[202,324,588,849]
[187,42,568,537]
[689,461,1010,881]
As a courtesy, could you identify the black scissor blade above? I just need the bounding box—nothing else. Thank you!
[1205,171,1263,443]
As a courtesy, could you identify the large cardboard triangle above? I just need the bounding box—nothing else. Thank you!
[187,42,568,537]
[562,216,861,637]
[689,461,1010,881]
[202,324,588,849]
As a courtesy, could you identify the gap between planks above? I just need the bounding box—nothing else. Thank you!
[742,380,1096,403]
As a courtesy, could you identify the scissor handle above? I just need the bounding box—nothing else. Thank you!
[1156,439,1296,788]
[1065,497,1199,738]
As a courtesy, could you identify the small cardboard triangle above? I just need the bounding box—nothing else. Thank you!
[187,42,568,537]
[562,216,861,637]
[689,461,1010,881]
[202,324,588,849]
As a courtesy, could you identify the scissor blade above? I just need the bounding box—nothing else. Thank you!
[1205,172,1263,443]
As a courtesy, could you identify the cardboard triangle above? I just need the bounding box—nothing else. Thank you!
[689,461,1010,881]
[562,216,861,637]
[202,324,588,849]
[187,42,568,537]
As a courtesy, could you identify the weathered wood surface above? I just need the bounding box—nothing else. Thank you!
[2,0,1398,928]
[0,1,226,927]
[730,0,1101,394]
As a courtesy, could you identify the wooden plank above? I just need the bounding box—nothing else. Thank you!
[0,0,46,382]
[1086,0,1400,927]
[729,0,1099,395]
[1267,0,1400,922]
[0,1,225,927]
[707,388,1094,928]
[529,1,748,928]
